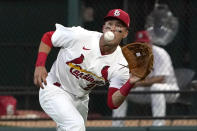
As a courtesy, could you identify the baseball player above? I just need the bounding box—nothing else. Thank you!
[34,9,141,131]
[112,30,179,126]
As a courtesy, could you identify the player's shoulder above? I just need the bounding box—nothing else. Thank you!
[153,45,169,56]
[107,46,130,82]
[153,45,172,62]
[153,45,165,51]
[55,23,101,36]
[113,46,128,69]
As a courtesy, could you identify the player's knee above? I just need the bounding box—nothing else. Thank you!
[74,117,85,130]
[57,122,85,131]
[62,117,85,131]
[72,123,85,131]
[57,125,66,131]
[68,122,85,131]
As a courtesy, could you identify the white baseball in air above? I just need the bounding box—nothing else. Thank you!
[104,31,115,41]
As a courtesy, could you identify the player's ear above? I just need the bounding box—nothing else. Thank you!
[102,25,104,32]
[123,29,128,38]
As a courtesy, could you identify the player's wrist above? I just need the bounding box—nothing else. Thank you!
[119,80,135,96]
[35,52,48,67]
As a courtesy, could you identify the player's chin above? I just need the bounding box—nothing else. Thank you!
[105,38,116,43]
[105,40,113,43]
[104,41,115,45]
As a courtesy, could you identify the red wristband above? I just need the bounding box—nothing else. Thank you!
[35,52,48,67]
[119,80,135,96]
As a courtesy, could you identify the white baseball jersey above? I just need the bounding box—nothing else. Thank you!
[148,45,178,87]
[47,24,129,97]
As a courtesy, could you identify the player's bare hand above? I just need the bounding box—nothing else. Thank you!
[129,74,141,84]
[34,66,48,89]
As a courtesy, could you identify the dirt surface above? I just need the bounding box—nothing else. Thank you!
[0,110,196,127]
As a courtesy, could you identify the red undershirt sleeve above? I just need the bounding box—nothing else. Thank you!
[107,87,119,109]
[107,80,135,109]
[41,31,54,48]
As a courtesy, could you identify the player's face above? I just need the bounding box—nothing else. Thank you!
[103,19,128,44]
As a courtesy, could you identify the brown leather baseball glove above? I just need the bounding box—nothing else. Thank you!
[121,42,154,79]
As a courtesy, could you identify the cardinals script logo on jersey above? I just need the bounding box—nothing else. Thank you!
[66,54,109,90]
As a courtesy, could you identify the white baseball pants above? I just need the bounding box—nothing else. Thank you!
[39,83,89,131]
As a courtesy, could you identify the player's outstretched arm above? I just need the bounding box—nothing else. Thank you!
[114,75,141,106]
[108,75,141,109]
[134,76,165,87]
[34,41,52,89]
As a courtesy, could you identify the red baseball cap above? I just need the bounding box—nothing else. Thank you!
[104,9,130,28]
[135,30,150,43]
